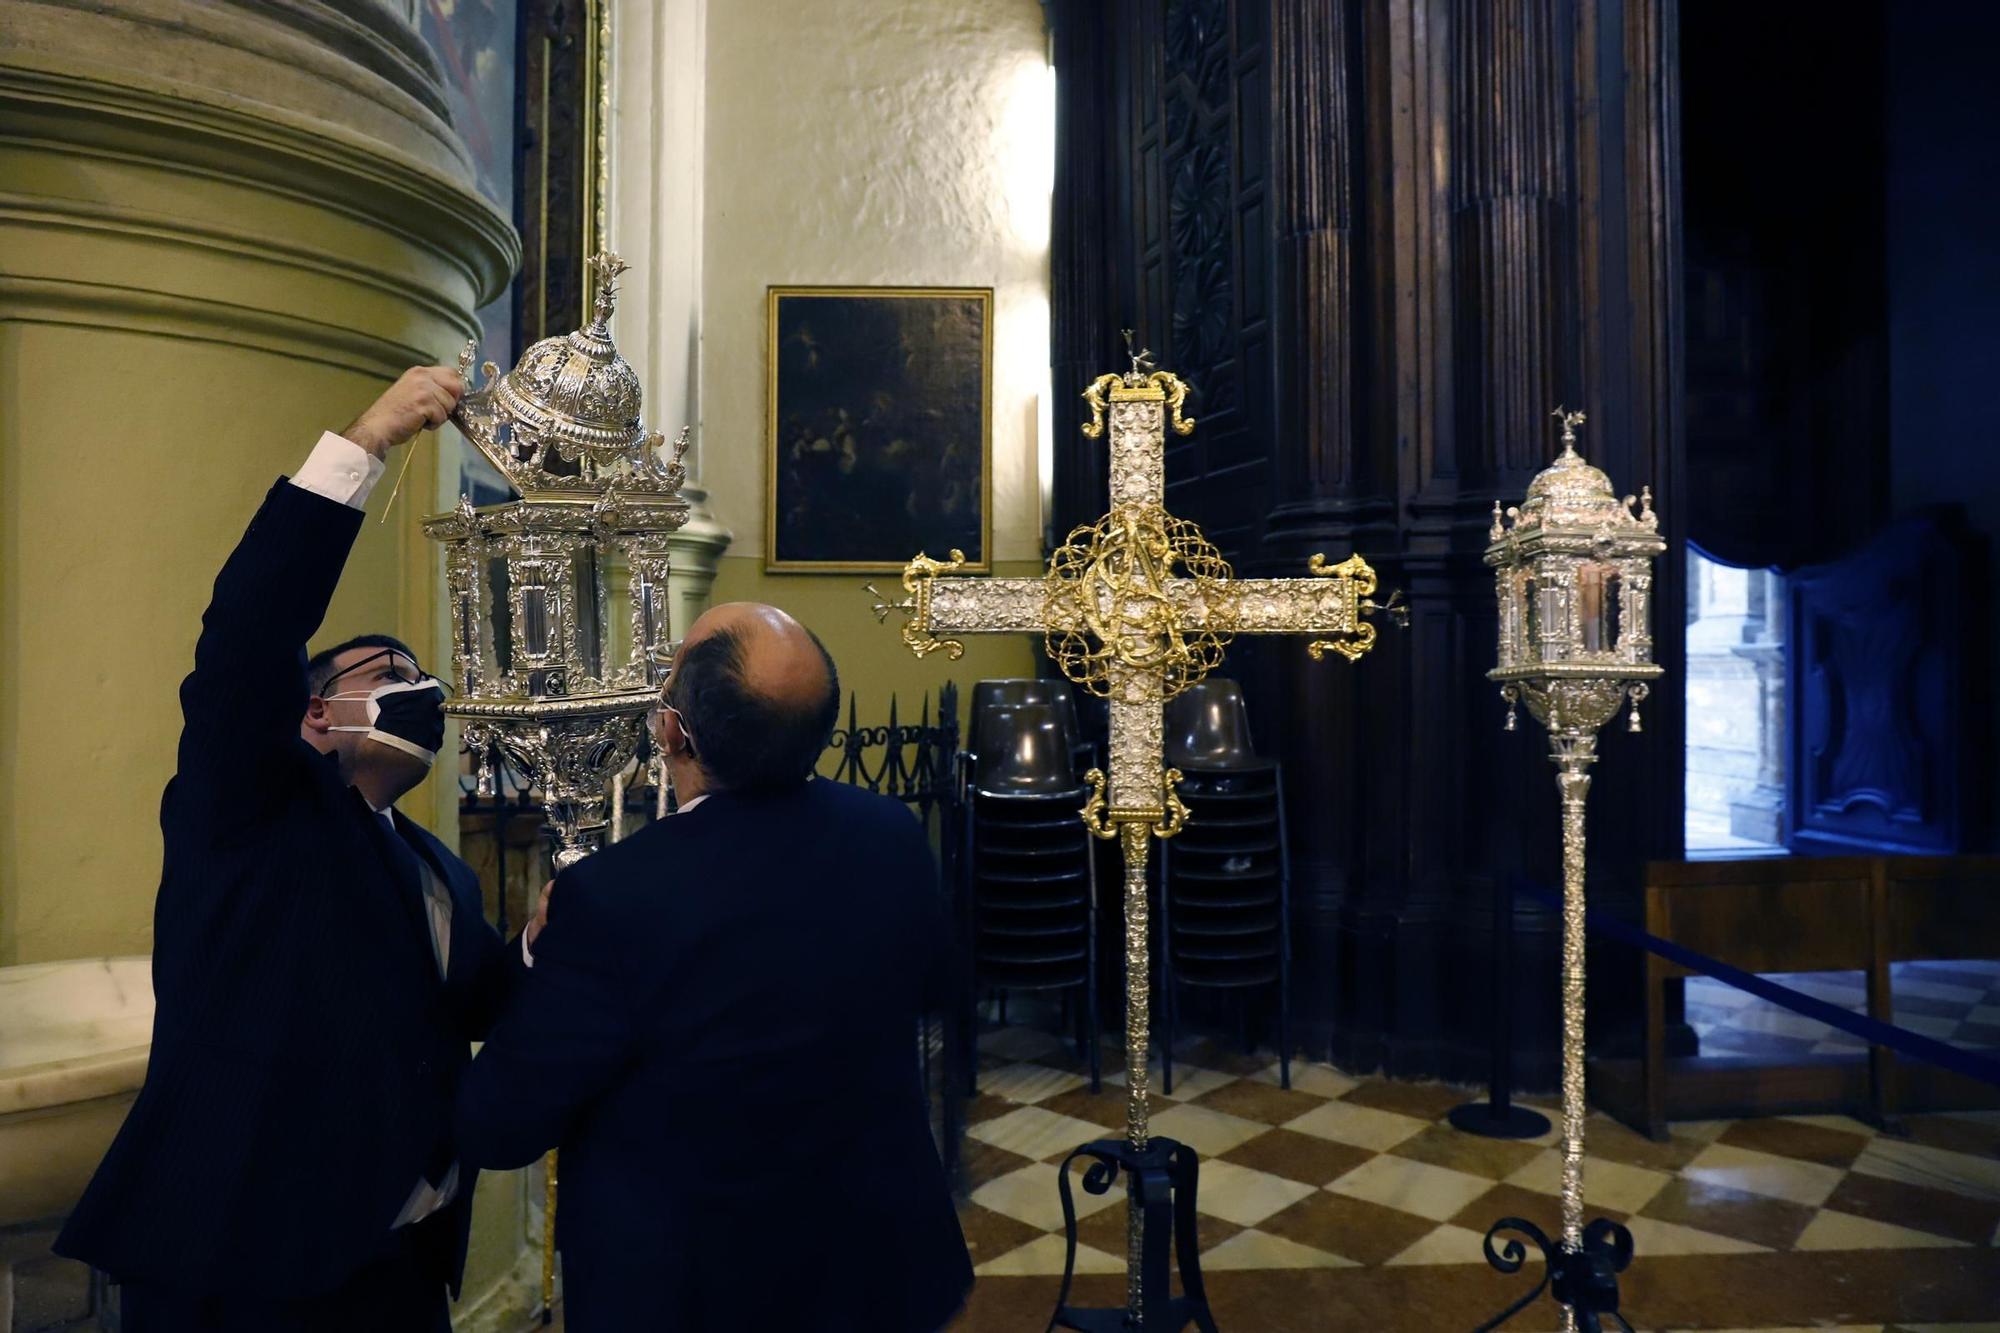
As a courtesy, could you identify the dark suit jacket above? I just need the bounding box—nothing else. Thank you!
[455,780,974,1333]
[57,479,510,1300]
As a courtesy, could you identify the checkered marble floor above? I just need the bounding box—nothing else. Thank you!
[942,1018,2000,1331]
[1687,958,2000,1061]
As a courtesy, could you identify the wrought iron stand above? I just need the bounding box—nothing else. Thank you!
[1048,1137,1217,1333]
[1473,1215,1636,1333]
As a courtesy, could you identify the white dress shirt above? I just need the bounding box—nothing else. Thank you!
[291,431,385,509]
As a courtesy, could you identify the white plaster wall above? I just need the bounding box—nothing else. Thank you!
[701,0,1053,562]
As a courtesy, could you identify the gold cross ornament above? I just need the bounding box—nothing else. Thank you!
[875,361,1401,1126]
[872,363,1402,1303]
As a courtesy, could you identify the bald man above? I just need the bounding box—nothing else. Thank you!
[454,605,972,1332]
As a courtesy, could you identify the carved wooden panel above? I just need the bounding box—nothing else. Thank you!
[1118,0,1272,558]
[1789,513,1984,855]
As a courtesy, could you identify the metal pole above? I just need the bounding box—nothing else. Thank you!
[1119,822,1152,1325]
[1553,735,1598,1333]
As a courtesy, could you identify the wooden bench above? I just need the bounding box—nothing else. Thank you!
[1620,854,2000,1139]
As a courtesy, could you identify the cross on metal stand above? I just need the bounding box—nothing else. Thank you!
[873,346,1404,1329]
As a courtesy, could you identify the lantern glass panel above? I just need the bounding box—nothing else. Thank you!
[637,574,662,678]
[1510,567,1532,668]
[519,576,552,658]
[456,578,480,693]
[1578,561,1621,655]
[572,547,603,683]
[485,554,514,679]
[1536,579,1566,662]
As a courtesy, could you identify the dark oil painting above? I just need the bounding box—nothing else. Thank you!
[766,287,991,571]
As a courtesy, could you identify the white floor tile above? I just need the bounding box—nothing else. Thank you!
[968,1104,1116,1162]
[1778,1113,1879,1139]
[1893,977,1988,1004]
[1682,1142,1846,1207]
[1250,1060,1359,1099]
[1711,1005,1841,1043]
[1382,1224,1494,1266]
[969,1161,1121,1231]
[1106,1064,1237,1101]
[1146,1103,1271,1157]
[1615,1216,1769,1256]
[1282,1099,1428,1152]
[980,1062,1089,1105]
[1792,1208,1967,1251]
[1200,1229,1359,1270]
[1190,1160,1317,1227]
[1850,1136,2000,1201]
[1506,1149,1673,1214]
[1328,1154,1496,1222]
[974,1233,1123,1276]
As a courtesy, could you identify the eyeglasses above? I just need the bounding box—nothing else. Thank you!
[320,648,432,696]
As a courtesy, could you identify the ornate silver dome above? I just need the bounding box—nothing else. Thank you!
[1495,409,1656,539]
[490,253,646,469]
[449,252,687,495]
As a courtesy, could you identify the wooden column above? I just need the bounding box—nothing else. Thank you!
[1047,0,1118,553]
[1052,0,1683,1084]
[1261,0,1394,1059]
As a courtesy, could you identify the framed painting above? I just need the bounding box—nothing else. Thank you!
[765,286,993,572]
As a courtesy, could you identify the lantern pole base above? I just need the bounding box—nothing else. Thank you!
[1449,1101,1553,1140]
[1048,1137,1217,1333]
[1472,1215,1636,1333]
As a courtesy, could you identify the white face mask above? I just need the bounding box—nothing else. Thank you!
[327,677,448,766]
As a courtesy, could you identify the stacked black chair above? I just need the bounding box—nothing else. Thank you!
[970,677,1094,773]
[1159,678,1293,1092]
[961,693,1101,1092]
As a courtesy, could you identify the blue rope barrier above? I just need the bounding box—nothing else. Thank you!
[1516,884,2000,1089]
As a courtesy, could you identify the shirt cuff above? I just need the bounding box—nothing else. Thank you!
[521,930,536,969]
[290,431,385,509]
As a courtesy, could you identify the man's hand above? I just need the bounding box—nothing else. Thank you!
[341,366,465,459]
[525,878,554,949]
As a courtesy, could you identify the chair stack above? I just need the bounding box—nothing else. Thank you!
[960,684,1100,1091]
[1159,678,1293,1091]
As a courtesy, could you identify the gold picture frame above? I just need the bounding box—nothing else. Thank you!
[765,285,994,573]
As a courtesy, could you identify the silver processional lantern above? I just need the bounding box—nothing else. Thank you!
[1481,408,1664,1332]
[427,252,690,870]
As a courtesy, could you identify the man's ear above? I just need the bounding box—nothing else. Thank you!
[302,695,333,735]
[658,706,688,757]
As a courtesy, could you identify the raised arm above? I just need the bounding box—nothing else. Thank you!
[172,368,463,802]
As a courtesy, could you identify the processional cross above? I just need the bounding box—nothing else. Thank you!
[874,347,1403,1328]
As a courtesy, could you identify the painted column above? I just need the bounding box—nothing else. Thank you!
[0,0,515,958]
[611,0,732,630]
[0,1,522,1323]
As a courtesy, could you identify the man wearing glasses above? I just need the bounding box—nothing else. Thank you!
[58,367,521,1332]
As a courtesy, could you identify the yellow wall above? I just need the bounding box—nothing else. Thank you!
[695,0,1053,702]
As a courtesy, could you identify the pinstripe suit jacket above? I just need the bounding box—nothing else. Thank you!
[57,480,510,1300]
